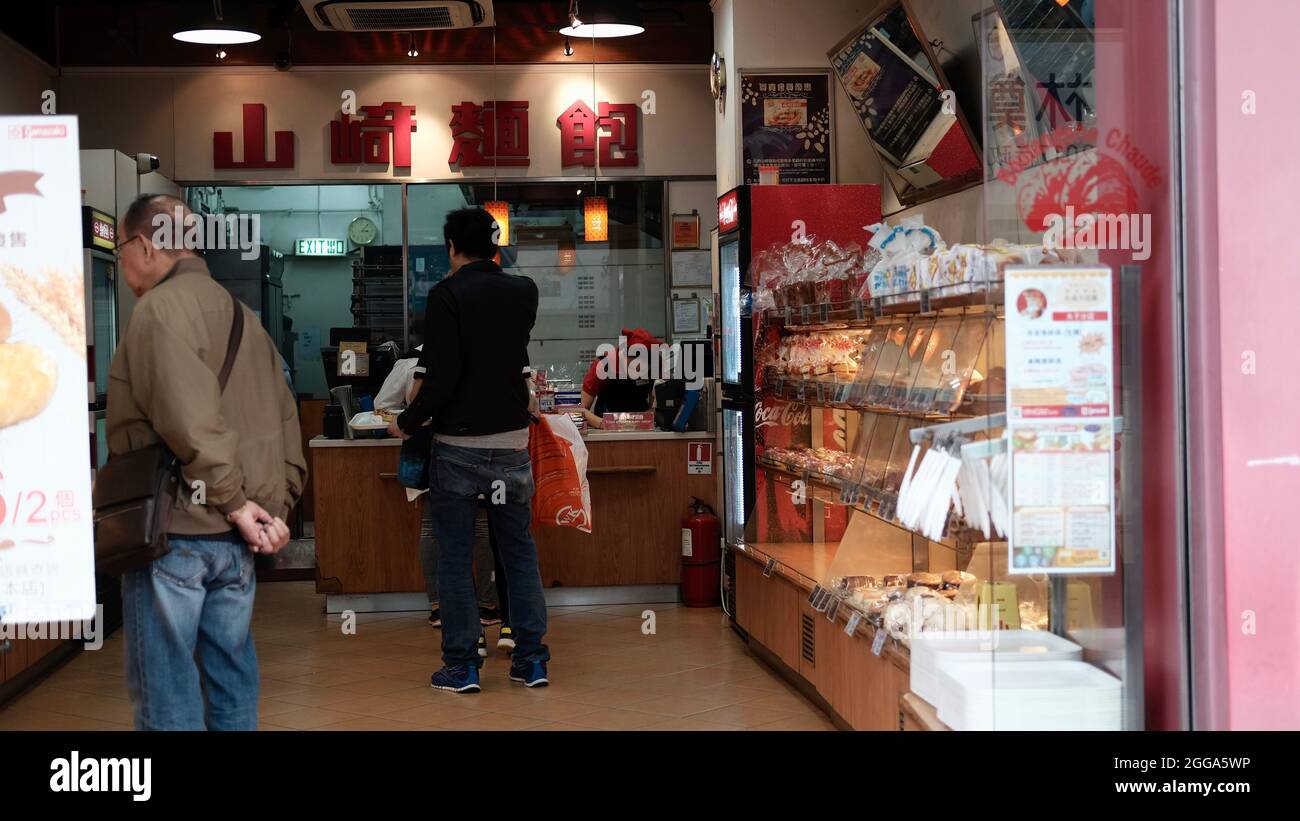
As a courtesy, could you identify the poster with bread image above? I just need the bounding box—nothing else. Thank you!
[0,116,96,625]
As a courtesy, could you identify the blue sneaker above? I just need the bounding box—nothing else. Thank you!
[509,659,549,688]
[430,664,481,693]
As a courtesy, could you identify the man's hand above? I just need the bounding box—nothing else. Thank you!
[387,420,411,440]
[227,500,291,554]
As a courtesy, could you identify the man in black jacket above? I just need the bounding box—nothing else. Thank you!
[390,207,549,692]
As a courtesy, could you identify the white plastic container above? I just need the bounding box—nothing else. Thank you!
[936,660,1122,731]
[908,630,1083,708]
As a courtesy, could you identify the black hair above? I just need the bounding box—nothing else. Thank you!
[443,207,498,261]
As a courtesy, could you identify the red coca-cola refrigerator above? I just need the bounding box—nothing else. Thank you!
[716,184,881,558]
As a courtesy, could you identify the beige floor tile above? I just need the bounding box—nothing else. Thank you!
[311,717,439,731]
[0,708,130,731]
[619,689,755,717]
[523,721,608,731]
[491,698,604,723]
[564,707,665,730]
[378,702,489,726]
[434,712,549,731]
[268,685,363,709]
[749,713,837,731]
[311,692,435,717]
[258,707,368,730]
[639,717,746,731]
[551,688,660,709]
[690,702,805,728]
[282,668,388,688]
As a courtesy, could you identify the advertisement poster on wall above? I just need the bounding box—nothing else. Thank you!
[740,71,833,185]
[0,116,97,625]
[1004,265,1117,575]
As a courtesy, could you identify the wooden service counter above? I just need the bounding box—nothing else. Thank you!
[731,545,949,731]
[310,430,719,608]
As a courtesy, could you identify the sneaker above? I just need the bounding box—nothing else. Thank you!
[430,664,480,693]
[428,608,441,629]
[477,634,488,658]
[497,626,516,653]
[508,659,548,688]
[479,606,502,626]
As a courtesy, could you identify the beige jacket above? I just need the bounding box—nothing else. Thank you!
[106,257,307,535]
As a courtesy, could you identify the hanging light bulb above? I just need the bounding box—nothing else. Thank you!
[215,49,228,60]
[484,200,510,246]
[584,196,609,242]
[563,36,574,57]
[406,33,419,58]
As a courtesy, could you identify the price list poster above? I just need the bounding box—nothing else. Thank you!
[1004,265,1117,575]
[0,116,97,624]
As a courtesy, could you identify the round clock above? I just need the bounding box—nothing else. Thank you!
[709,52,727,112]
[348,216,378,246]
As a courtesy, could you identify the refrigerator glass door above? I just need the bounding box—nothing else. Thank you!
[719,237,742,386]
[91,256,116,397]
[722,406,747,545]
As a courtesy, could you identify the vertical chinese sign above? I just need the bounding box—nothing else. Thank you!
[331,101,418,168]
[1005,265,1117,575]
[740,72,833,185]
[0,116,97,624]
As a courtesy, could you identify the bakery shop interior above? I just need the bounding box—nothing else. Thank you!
[0,0,1296,740]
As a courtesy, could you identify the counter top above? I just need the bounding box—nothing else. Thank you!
[309,429,718,448]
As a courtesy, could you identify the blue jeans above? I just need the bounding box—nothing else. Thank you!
[429,442,549,669]
[121,533,259,730]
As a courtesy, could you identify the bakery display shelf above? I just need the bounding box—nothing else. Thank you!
[764,375,996,421]
[732,540,832,591]
[756,458,973,548]
[765,286,1004,329]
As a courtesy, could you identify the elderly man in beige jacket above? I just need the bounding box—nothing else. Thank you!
[107,194,307,730]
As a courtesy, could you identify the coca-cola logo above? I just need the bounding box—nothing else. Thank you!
[754,399,811,428]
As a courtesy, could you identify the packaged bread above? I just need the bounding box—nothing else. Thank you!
[907,571,943,590]
[942,570,978,589]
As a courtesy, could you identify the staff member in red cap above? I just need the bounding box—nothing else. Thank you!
[579,327,663,429]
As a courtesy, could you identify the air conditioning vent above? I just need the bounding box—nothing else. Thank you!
[301,1,495,32]
[800,613,815,666]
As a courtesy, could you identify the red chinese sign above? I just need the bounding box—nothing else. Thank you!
[556,101,639,168]
[330,102,417,167]
[214,103,294,169]
[448,101,530,168]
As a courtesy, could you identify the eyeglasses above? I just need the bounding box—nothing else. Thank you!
[114,234,144,258]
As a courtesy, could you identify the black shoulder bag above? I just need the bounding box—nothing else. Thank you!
[92,292,244,576]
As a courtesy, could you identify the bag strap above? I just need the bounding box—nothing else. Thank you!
[218,290,244,394]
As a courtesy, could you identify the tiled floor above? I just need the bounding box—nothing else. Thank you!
[0,581,836,731]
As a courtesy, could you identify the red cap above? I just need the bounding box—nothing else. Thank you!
[582,328,665,395]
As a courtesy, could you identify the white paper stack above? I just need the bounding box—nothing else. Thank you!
[936,660,1123,731]
[908,630,1082,709]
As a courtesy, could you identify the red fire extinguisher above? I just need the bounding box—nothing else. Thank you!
[681,497,721,608]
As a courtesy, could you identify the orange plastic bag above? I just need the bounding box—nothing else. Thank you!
[528,414,592,532]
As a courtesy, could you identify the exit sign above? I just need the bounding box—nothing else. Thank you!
[296,237,347,256]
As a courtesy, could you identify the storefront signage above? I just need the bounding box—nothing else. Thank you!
[330,102,417,167]
[1005,265,1117,575]
[295,237,346,256]
[449,101,530,168]
[214,98,642,173]
[740,71,833,185]
[717,190,740,233]
[0,115,97,624]
[214,103,295,169]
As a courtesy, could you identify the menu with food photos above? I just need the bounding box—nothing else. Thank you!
[0,116,97,624]
[1004,265,1117,575]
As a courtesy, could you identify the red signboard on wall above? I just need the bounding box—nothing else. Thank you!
[213,103,294,169]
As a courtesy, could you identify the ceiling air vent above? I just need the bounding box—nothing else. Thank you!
[300,1,495,32]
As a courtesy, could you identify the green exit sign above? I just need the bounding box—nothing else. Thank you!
[296,238,347,256]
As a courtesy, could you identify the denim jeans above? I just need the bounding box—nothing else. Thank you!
[429,442,549,669]
[121,532,259,730]
[419,502,498,609]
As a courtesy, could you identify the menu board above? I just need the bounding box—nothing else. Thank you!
[830,26,943,167]
[0,116,97,624]
[740,71,833,185]
[1005,265,1116,575]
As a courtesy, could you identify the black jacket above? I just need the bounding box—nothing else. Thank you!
[397,259,538,437]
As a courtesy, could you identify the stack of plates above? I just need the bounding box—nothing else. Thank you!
[908,630,1082,708]
[936,660,1122,731]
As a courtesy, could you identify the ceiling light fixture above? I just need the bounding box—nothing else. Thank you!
[560,0,644,38]
[563,36,574,57]
[173,0,261,45]
[216,49,228,59]
[407,33,419,58]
